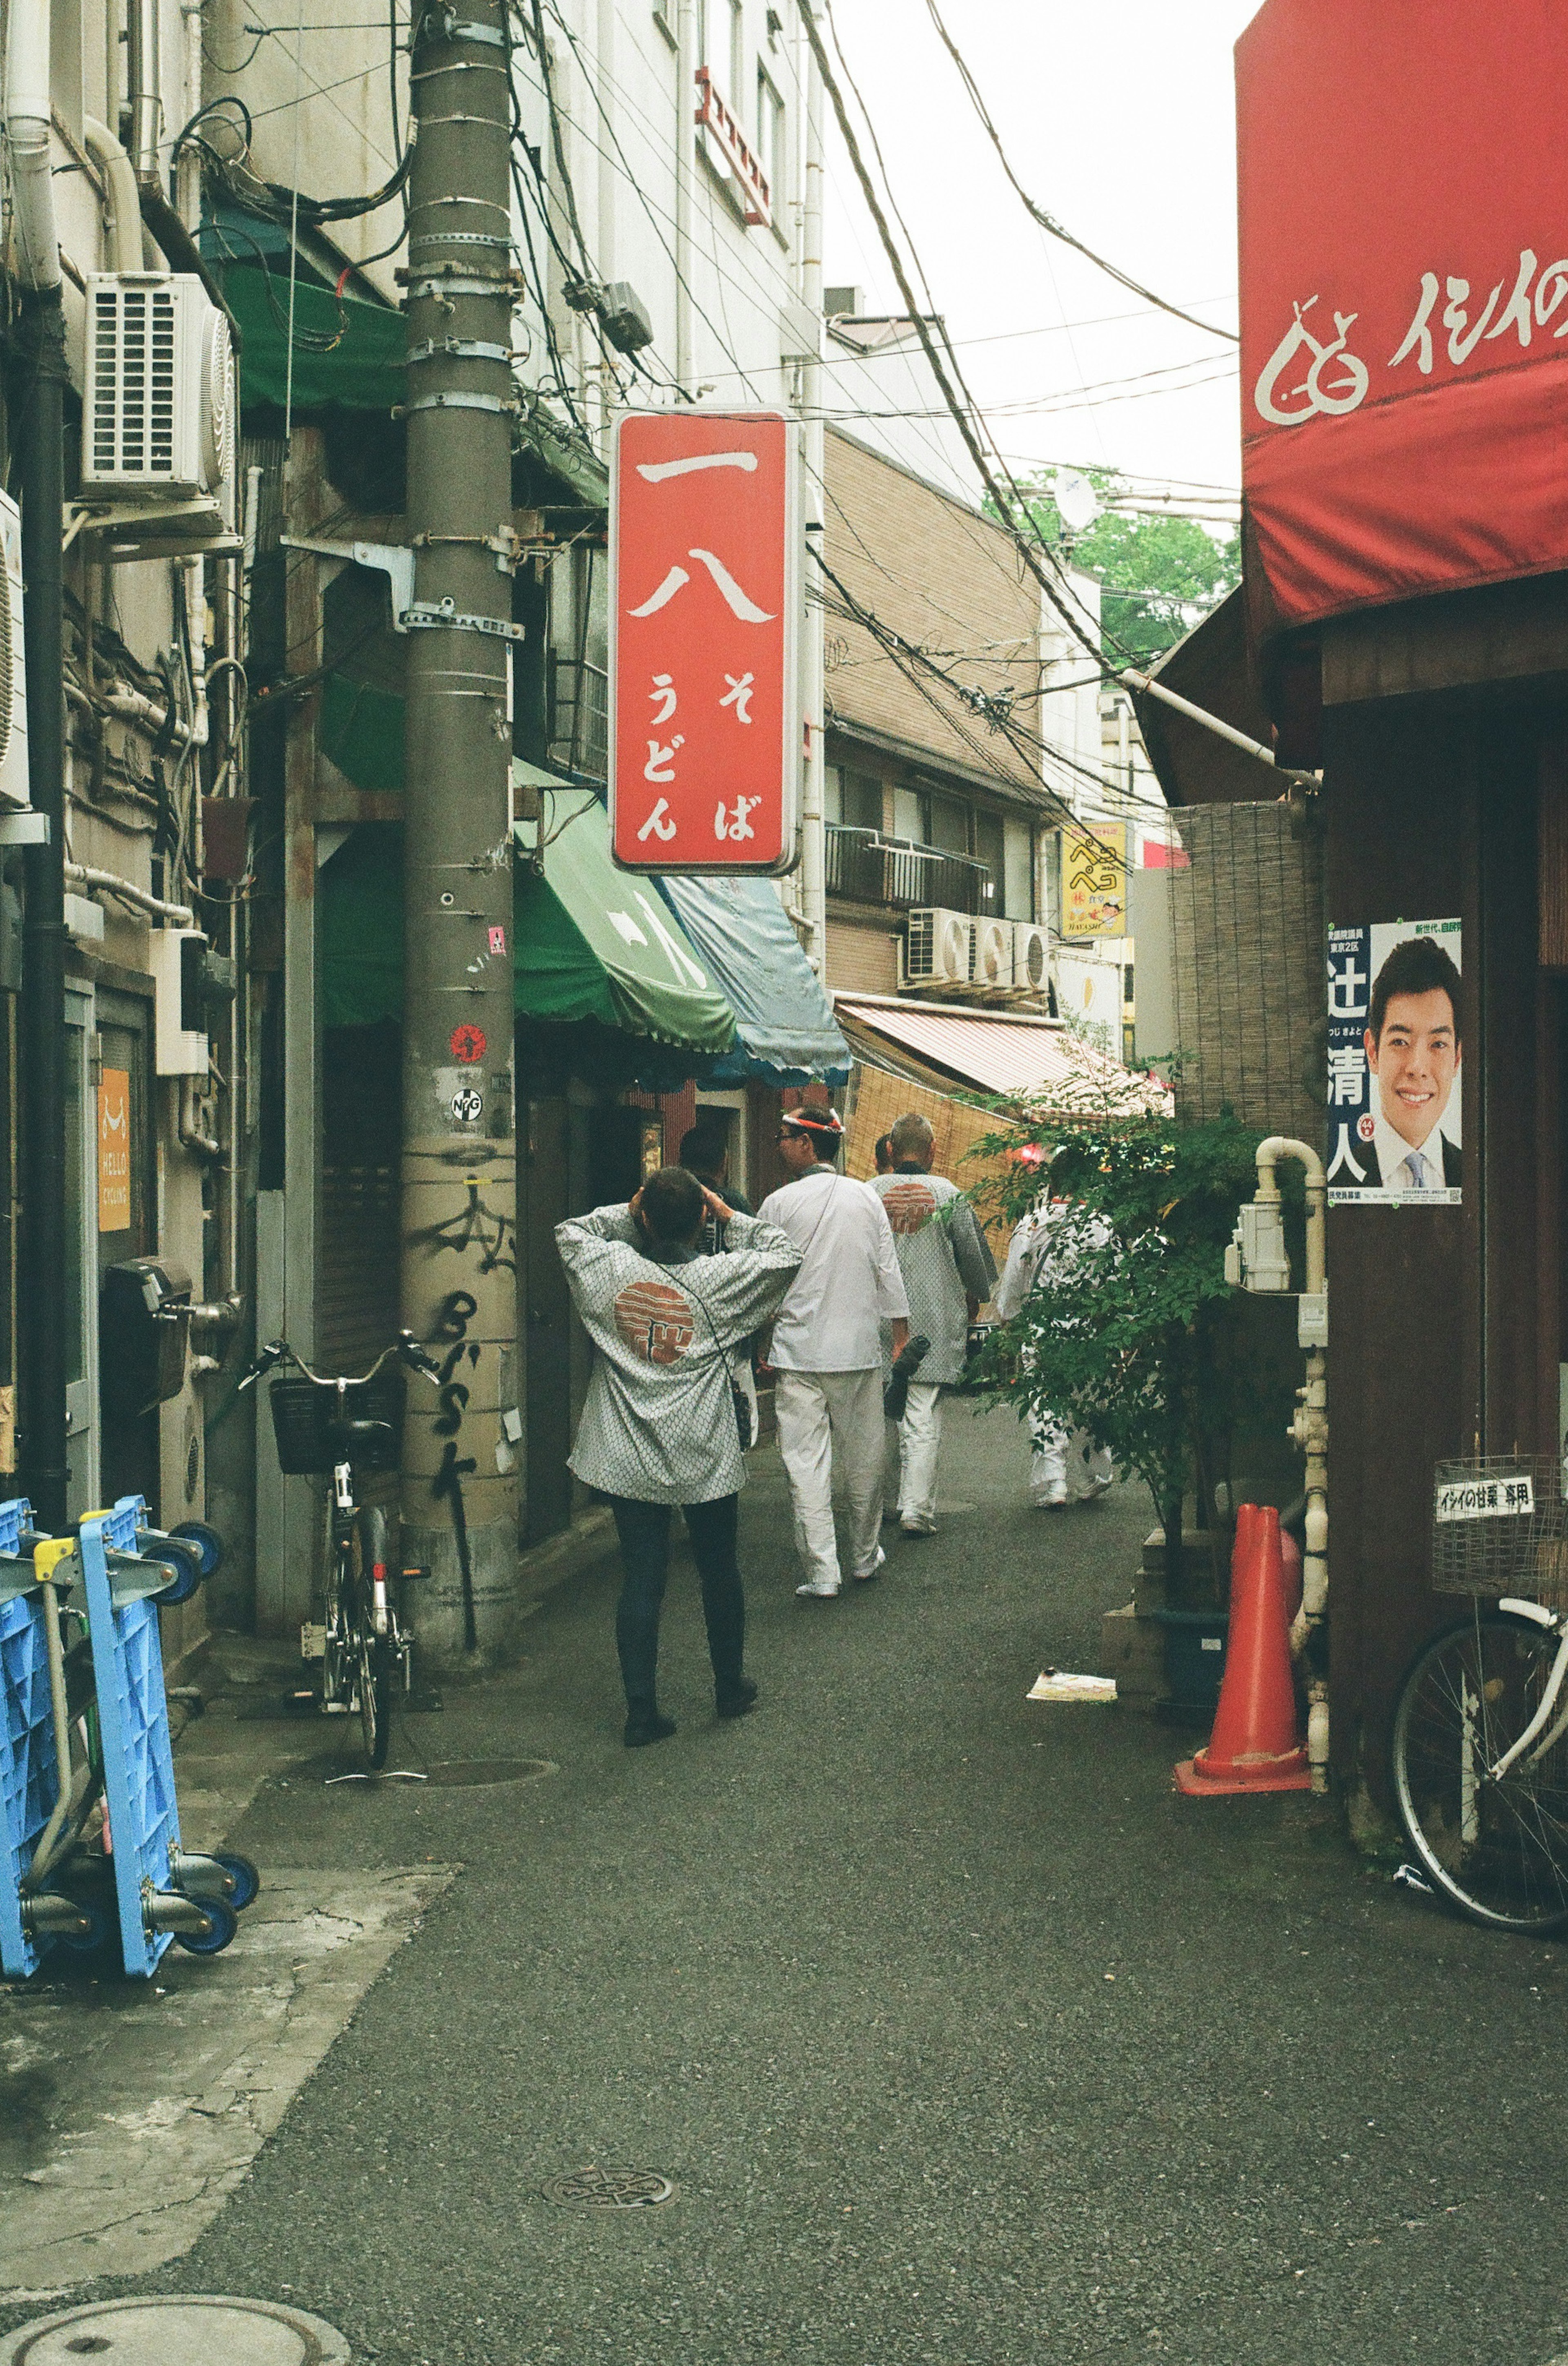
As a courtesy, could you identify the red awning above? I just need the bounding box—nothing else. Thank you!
[1237,0,1568,629]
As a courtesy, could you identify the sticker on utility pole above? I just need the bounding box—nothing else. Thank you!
[450,1024,487,1064]
[451,1086,483,1123]
[609,409,799,875]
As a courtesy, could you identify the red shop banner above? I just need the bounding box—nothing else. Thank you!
[1237,0,1568,630]
[609,408,799,874]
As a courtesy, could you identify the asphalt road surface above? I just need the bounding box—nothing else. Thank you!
[5,1400,1568,2366]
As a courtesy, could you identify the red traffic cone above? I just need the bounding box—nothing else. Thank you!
[1174,1503,1310,1795]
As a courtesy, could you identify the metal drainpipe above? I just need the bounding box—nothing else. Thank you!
[7,0,69,1524]
[797,37,826,972]
[126,0,162,187]
[675,0,695,388]
[1254,1134,1330,1791]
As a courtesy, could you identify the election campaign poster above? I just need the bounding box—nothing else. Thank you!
[1326,917,1462,1205]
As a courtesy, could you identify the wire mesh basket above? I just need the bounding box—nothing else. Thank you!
[267,1371,407,1477]
[1430,1456,1568,1601]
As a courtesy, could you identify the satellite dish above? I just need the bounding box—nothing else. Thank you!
[1054,468,1100,535]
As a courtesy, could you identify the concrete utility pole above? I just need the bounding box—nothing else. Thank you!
[401,0,520,1660]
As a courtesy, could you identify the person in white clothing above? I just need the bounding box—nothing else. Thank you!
[995,1190,1114,1508]
[758,1107,909,1597]
[869,1112,996,1536]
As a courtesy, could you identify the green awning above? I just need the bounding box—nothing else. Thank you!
[514,800,735,1049]
[318,799,735,1054]
[220,261,406,415]
[215,259,608,507]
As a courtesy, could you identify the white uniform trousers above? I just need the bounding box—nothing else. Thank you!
[1029,1408,1112,1504]
[896,1382,944,1527]
[774,1367,886,1588]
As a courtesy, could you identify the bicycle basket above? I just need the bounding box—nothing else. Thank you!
[267,1371,408,1477]
[1430,1455,1568,1603]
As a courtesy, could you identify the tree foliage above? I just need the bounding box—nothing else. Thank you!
[971,1102,1281,1596]
[1013,467,1240,667]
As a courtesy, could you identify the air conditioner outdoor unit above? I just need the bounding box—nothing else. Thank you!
[83,274,236,508]
[973,915,1013,987]
[0,490,29,811]
[902,907,974,988]
[1012,921,1050,993]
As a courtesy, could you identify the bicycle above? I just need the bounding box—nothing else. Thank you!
[241,1330,442,1769]
[1391,1597,1568,1933]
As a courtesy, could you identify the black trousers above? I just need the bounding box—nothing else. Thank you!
[608,1493,745,1715]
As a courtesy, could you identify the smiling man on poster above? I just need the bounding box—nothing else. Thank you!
[1361,934,1463,1193]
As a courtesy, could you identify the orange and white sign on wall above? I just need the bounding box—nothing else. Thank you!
[609,408,799,875]
[98,1068,131,1233]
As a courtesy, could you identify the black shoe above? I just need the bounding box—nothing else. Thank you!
[716,1678,759,1721]
[624,1711,677,1748]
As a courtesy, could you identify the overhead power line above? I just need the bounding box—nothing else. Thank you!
[920,0,1238,348]
[798,1,1110,674]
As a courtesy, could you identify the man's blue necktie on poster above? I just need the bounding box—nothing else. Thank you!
[1402,1151,1433,1191]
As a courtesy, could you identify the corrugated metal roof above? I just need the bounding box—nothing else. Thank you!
[834,996,1168,1108]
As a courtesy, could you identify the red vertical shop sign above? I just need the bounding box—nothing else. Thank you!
[609,408,798,874]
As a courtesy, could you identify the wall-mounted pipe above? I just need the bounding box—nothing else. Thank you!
[82,118,142,273]
[9,0,70,1524]
[1253,1133,1330,1793]
[6,0,61,292]
[126,0,163,188]
[64,861,196,928]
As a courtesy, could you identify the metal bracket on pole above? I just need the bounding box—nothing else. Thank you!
[280,535,416,631]
[0,810,49,844]
[399,597,526,643]
[416,11,507,43]
[399,392,519,420]
[409,231,511,254]
[407,339,514,366]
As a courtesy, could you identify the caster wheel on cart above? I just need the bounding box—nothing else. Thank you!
[214,1852,261,1911]
[147,1536,205,1606]
[174,1896,238,1955]
[40,1895,109,1953]
[170,1519,225,1579]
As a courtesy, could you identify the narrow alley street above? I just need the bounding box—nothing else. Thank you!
[5,1403,1567,2366]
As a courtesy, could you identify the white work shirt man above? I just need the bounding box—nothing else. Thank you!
[870,1111,996,1535]
[758,1108,909,1597]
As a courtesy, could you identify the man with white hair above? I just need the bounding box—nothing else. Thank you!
[869,1111,997,1535]
[758,1105,910,1598]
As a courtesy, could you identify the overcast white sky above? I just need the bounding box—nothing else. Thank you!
[820,0,1259,508]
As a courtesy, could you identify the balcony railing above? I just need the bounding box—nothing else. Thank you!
[826,824,994,916]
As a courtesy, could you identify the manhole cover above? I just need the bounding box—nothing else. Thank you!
[4,2297,350,2366]
[421,1758,557,1788]
[546,2166,677,2208]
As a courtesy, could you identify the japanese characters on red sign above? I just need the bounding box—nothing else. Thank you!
[1237,0,1568,629]
[609,409,797,874]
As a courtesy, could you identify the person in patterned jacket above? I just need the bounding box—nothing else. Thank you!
[556,1167,801,1748]
[869,1112,997,1536]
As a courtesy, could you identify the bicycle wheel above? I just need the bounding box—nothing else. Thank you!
[322,1535,354,1711]
[1392,1608,1568,1933]
[358,1630,392,1768]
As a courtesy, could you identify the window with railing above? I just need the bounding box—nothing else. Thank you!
[826,824,993,915]
[548,654,609,783]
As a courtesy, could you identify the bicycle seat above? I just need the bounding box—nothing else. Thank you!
[325,1417,395,1454]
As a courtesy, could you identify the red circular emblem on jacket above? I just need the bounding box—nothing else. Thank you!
[882,1179,938,1235]
[450,1024,487,1065]
[613,1279,694,1365]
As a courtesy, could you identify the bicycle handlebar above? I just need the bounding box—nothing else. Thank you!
[238,1330,443,1392]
